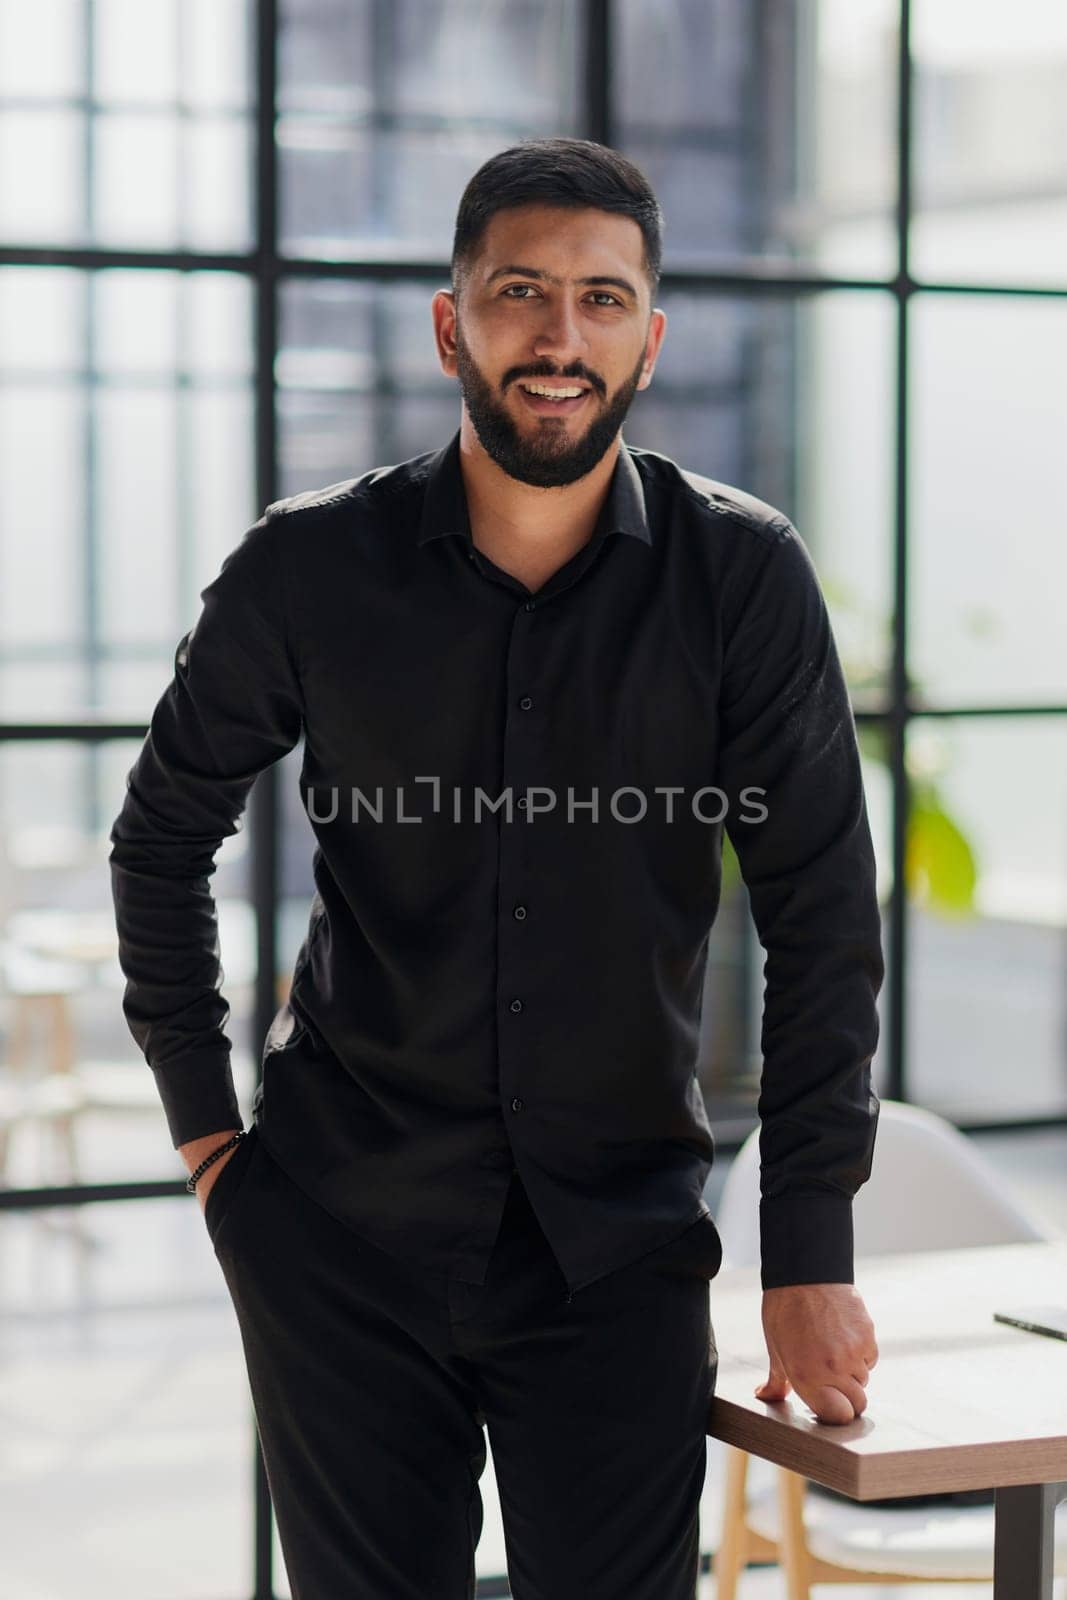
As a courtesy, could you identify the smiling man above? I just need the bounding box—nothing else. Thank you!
[109,138,883,1600]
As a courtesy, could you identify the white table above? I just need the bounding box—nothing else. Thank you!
[707,1239,1067,1597]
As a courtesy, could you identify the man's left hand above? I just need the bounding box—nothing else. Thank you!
[754,1283,879,1424]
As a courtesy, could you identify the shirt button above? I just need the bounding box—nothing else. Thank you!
[523,601,535,612]
[517,796,529,810]
[513,905,527,920]
[509,998,523,1014]
[519,696,533,711]
[511,1097,524,1112]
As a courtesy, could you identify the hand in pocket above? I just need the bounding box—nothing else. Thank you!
[179,1130,245,1217]
[197,1143,242,1216]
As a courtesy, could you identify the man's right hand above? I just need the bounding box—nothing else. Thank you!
[755,1282,879,1424]
[179,1129,244,1215]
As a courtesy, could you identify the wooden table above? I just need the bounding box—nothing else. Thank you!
[707,1240,1067,1598]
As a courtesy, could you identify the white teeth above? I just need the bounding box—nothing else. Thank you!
[521,383,585,399]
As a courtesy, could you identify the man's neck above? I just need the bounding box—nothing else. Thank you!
[457,419,619,591]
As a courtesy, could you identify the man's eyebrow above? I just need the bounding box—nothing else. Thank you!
[484,264,638,300]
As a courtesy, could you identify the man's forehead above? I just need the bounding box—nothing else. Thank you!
[477,208,646,294]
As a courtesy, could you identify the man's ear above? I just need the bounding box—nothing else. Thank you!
[431,288,458,378]
[636,306,667,392]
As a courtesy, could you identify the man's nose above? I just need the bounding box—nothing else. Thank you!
[531,300,587,367]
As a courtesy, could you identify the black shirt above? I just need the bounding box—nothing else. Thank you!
[108,426,883,1293]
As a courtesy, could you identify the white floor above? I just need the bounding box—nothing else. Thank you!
[0,1127,1064,1599]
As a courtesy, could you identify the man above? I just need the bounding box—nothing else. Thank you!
[109,137,882,1600]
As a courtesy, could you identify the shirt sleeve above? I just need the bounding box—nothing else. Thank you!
[108,511,303,1149]
[717,516,884,1290]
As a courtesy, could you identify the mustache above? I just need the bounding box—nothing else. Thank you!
[504,368,604,397]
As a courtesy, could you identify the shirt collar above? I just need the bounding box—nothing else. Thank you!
[415,427,652,549]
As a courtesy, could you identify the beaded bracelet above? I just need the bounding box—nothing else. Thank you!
[185,1128,246,1194]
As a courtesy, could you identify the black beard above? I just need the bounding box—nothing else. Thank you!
[454,321,647,489]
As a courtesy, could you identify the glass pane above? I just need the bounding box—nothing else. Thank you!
[94,113,181,247]
[0,0,83,98]
[184,116,255,252]
[278,389,376,491]
[95,270,182,371]
[615,0,900,278]
[279,0,577,120]
[910,295,1067,707]
[278,0,374,116]
[0,267,83,372]
[277,0,580,258]
[0,1,254,251]
[187,390,258,579]
[912,1,1067,288]
[635,287,895,704]
[185,0,254,111]
[94,0,179,103]
[94,270,255,377]
[186,273,256,377]
[0,666,85,721]
[96,388,181,646]
[906,716,1067,1120]
[0,109,84,243]
[0,739,256,1187]
[278,277,456,489]
[0,388,86,651]
[121,116,252,251]
[0,271,255,722]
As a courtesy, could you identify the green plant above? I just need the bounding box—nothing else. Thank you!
[856,722,978,916]
[825,575,979,919]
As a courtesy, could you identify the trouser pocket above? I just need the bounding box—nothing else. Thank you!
[204,1123,260,1245]
[632,1209,724,1282]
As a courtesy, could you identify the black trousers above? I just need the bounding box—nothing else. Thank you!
[205,1120,720,1600]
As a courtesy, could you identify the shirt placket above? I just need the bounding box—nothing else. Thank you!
[461,535,612,1260]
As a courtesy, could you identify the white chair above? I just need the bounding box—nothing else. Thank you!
[712,1098,1067,1595]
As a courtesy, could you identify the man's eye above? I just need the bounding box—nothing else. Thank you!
[500,286,621,306]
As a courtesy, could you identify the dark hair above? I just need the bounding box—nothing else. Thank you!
[451,137,663,305]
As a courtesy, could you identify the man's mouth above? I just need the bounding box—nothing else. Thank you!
[515,381,592,416]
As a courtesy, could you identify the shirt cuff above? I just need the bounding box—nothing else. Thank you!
[151,1055,244,1149]
[759,1191,855,1289]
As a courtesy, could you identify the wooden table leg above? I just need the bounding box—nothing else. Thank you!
[714,1445,750,1600]
[776,1467,812,1600]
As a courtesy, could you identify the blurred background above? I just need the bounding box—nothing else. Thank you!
[0,2,1064,1596]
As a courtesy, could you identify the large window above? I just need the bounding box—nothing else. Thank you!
[2,2,1065,1595]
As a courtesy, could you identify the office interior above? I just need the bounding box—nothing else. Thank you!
[0,1,1064,1595]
